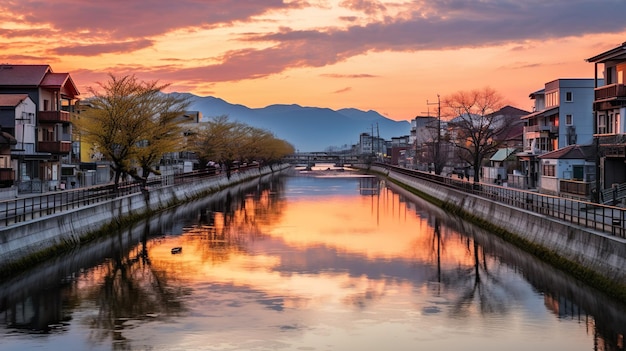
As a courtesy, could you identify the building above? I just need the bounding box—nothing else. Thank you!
[586,42,626,196]
[0,64,80,193]
[482,147,517,185]
[0,94,34,192]
[515,79,597,189]
[389,135,410,166]
[359,132,386,161]
[537,144,595,199]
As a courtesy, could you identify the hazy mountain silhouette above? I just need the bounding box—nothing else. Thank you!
[184,94,411,152]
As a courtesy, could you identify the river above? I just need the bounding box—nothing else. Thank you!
[1,165,625,351]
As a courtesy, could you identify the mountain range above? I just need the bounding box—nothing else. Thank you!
[183,93,412,152]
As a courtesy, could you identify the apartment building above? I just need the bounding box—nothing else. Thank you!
[515,78,597,189]
[586,42,626,191]
[0,64,80,194]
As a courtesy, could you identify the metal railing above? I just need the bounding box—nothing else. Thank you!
[379,163,626,239]
[0,165,260,227]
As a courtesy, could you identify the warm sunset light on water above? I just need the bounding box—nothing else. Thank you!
[2,1,625,120]
[2,173,622,351]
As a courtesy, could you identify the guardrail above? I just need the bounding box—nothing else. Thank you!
[378,163,626,239]
[0,165,259,227]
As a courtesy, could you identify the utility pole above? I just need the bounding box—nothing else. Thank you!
[427,94,441,174]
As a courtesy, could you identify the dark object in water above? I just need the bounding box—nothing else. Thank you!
[171,247,182,254]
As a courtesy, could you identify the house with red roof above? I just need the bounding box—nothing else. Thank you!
[0,64,80,194]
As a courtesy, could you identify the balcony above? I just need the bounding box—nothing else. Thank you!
[594,83,626,101]
[523,125,559,134]
[38,141,71,154]
[38,110,71,123]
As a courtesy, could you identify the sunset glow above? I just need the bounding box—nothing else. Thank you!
[3,1,625,120]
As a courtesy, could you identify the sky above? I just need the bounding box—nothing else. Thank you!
[2,0,626,122]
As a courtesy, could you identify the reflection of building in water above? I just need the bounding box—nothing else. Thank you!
[543,293,585,319]
[544,293,624,351]
[359,177,380,196]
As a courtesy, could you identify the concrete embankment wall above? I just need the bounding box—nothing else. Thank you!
[372,165,626,291]
[0,165,288,276]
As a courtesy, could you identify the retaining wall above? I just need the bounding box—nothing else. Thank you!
[0,165,288,275]
[372,165,626,287]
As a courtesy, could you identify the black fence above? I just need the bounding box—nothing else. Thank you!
[379,163,626,239]
[0,165,259,227]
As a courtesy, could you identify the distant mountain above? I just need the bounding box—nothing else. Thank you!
[183,93,411,152]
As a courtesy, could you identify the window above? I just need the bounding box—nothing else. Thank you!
[597,114,607,134]
[545,91,559,107]
[542,164,556,177]
[0,155,9,168]
[565,92,573,102]
[566,114,573,125]
[597,113,620,134]
[572,165,584,181]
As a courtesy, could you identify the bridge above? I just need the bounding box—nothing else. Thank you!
[283,152,362,166]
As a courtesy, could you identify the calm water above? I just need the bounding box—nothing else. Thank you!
[1,167,625,351]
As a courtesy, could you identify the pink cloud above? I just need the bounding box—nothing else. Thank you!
[49,39,154,56]
[322,73,378,78]
[332,87,352,94]
[4,1,304,41]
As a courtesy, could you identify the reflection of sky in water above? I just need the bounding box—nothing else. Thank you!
[0,175,613,350]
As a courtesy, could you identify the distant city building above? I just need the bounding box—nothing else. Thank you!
[359,132,386,160]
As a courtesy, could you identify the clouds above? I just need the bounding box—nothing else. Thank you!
[3,1,624,67]
[1,0,625,118]
[5,0,299,40]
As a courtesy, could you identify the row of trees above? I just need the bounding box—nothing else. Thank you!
[74,74,294,189]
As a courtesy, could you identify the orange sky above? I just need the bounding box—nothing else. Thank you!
[2,1,625,121]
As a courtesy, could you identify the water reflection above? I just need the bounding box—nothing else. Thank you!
[1,170,625,351]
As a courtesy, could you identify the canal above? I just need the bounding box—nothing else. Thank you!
[1,166,625,350]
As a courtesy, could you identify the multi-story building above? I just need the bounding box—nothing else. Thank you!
[586,42,626,194]
[359,132,386,161]
[0,64,80,193]
[516,78,597,189]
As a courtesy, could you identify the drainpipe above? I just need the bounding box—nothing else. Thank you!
[593,61,601,203]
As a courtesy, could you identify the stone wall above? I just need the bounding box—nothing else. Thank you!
[0,165,288,275]
[372,165,626,288]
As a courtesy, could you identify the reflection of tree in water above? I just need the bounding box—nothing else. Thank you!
[447,237,511,316]
[81,224,188,349]
[423,217,514,317]
[78,176,288,349]
[185,179,288,265]
[425,217,626,350]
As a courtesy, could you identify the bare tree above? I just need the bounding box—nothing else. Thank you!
[417,119,450,175]
[443,87,516,183]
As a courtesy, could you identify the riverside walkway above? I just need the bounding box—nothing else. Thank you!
[372,163,626,239]
[0,166,253,227]
[2,163,625,238]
